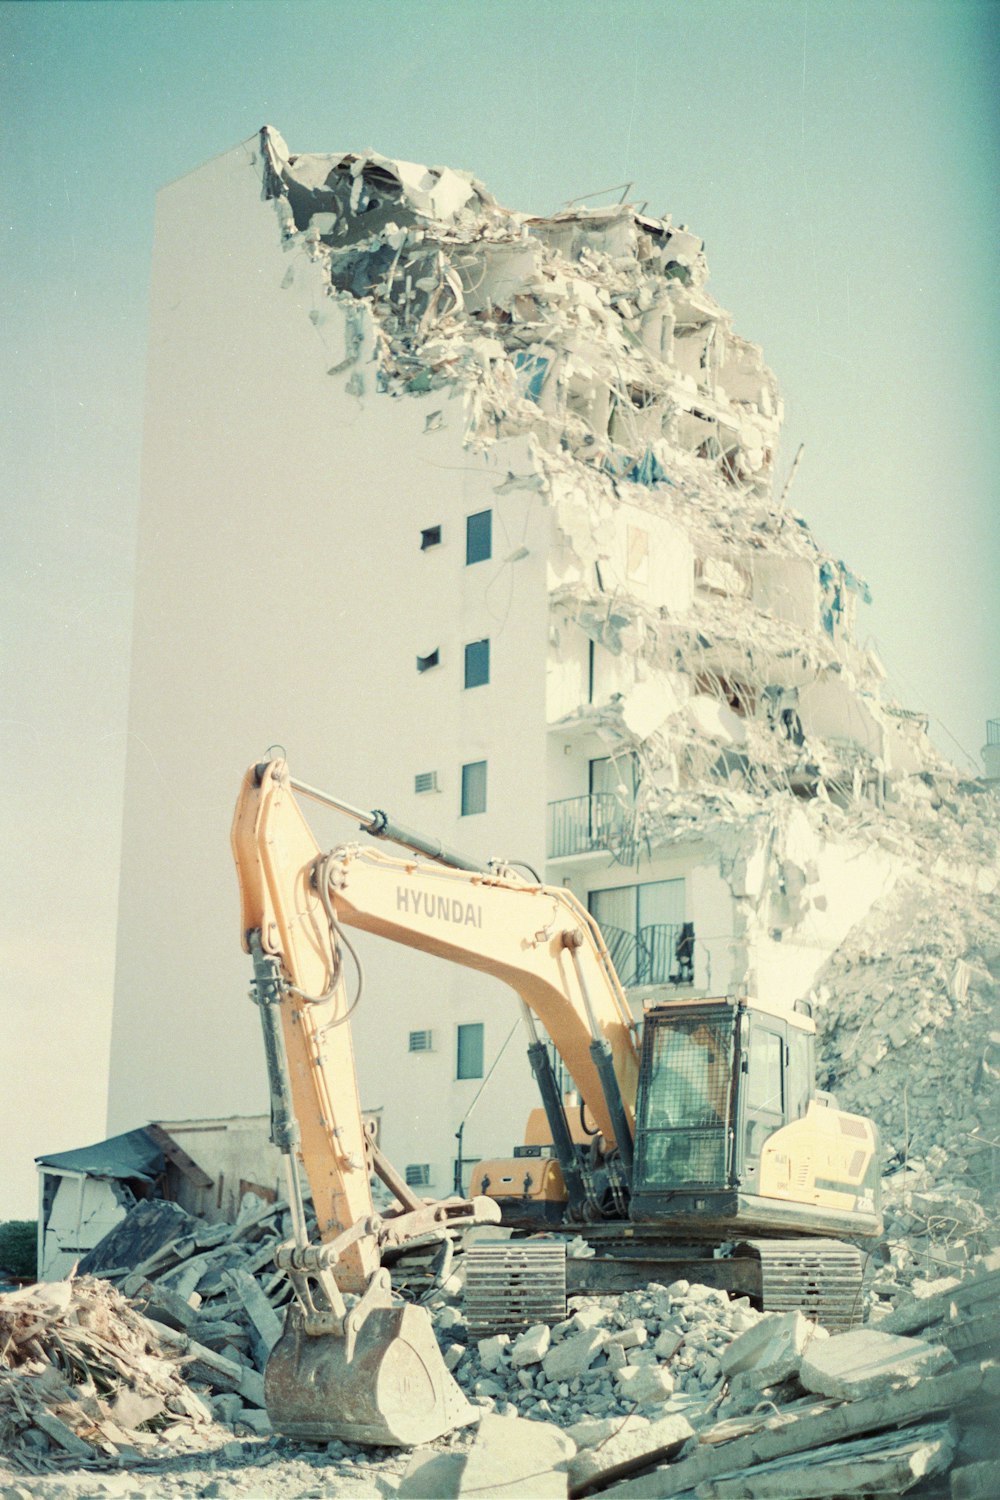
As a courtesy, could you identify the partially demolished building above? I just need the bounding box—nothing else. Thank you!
[110,130,999,1261]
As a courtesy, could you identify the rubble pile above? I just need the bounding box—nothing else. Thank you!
[436,1279,764,1429]
[0,1188,308,1481]
[810,795,1000,1298]
[410,1253,999,1498]
[261,125,901,817]
[4,1208,997,1497]
[0,1276,227,1474]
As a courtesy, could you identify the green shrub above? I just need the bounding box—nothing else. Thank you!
[0,1220,37,1279]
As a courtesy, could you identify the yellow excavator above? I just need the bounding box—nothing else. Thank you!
[231,758,882,1448]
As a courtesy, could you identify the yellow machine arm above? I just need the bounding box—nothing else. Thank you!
[232,759,640,1204]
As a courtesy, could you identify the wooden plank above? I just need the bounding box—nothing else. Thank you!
[147,1124,214,1188]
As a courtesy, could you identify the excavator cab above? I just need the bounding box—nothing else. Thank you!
[632,997,882,1238]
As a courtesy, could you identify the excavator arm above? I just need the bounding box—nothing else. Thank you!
[234,757,641,1160]
[230,757,641,1446]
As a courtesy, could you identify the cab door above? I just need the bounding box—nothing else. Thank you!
[739,1016,787,1191]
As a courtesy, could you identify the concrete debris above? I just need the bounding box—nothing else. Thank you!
[798,1326,954,1401]
[718,1308,824,1387]
[568,1412,692,1493]
[398,1412,574,1498]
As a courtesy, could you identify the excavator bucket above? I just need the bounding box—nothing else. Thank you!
[264,1302,477,1447]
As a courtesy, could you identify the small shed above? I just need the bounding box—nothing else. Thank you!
[34,1116,281,1279]
[35,1129,167,1280]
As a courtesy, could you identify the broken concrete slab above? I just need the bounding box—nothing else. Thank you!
[569,1411,693,1493]
[398,1412,574,1497]
[693,1419,956,1498]
[542,1328,611,1382]
[799,1326,954,1401]
[512,1322,551,1367]
[720,1309,825,1387]
[598,1363,994,1497]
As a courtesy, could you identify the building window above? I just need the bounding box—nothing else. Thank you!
[405,1163,431,1188]
[461,761,487,816]
[588,880,687,987]
[466,509,492,565]
[464,639,490,688]
[589,755,638,800]
[417,649,440,673]
[408,1029,433,1052]
[457,1022,484,1080]
[421,524,442,550]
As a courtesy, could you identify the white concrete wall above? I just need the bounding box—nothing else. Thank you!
[39,1172,127,1279]
[753,553,818,632]
[158,1116,284,1222]
[110,140,551,1194]
[749,818,899,1007]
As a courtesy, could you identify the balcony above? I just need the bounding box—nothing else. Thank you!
[599,921,695,989]
[547,794,633,859]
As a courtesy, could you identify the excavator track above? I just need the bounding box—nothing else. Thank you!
[737,1238,866,1331]
[465,1240,567,1336]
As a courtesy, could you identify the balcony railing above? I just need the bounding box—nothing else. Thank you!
[988,719,1000,747]
[548,794,631,858]
[599,922,695,988]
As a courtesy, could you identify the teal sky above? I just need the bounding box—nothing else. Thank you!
[2,0,998,1216]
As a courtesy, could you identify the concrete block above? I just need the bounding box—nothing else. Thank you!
[567,1414,650,1450]
[511,1323,551,1367]
[607,1325,648,1349]
[232,1407,272,1436]
[444,1342,465,1372]
[477,1333,510,1372]
[799,1328,955,1401]
[542,1328,610,1382]
[613,1364,675,1403]
[653,1328,684,1360]
[398,1413,575,1497]
[720,1310,817,1384]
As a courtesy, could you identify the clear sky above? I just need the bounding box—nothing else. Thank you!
[2,0,997,1219]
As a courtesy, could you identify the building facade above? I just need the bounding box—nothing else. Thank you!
[110,130,924,1194]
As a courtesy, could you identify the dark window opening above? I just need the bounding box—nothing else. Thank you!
[420,525,442,550]
[457,1022,484,1080]
[464,639,490,688]
[417,649,440,673]
[466,509,492,565]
